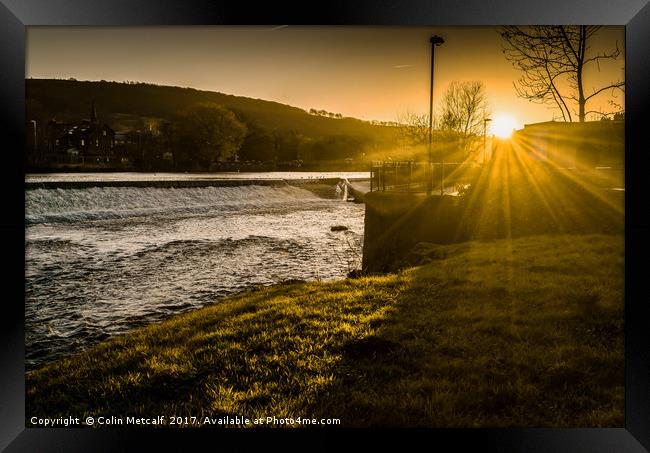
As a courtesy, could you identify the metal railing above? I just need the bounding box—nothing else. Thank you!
[369,161,482,195]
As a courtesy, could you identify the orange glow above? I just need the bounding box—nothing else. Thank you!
[491,115,516,138]
[25,26,624,124]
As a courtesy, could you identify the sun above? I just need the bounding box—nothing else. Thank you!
[491,115,517,138]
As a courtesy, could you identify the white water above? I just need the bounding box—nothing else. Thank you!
[25,185,319,224]
[25,177,365,370]
[26,171,371,183]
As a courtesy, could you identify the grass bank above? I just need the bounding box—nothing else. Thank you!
[27,233,624,427]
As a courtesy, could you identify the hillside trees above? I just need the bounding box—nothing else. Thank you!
[238,125,274,162]
[26,80,405,169]
[396,111,431,147]
[173,102,247,169]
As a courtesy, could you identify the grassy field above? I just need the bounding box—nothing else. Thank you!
[26,233,624,428]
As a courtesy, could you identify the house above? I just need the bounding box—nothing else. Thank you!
[512,120,624,168]
[47,102,116,163]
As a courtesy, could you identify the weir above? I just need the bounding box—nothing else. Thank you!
[25,178,292,190]
[25,176,363,192]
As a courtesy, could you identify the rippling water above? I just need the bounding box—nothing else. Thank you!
[25,176,365,370]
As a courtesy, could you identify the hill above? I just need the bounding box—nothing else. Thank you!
[26,78,397,143]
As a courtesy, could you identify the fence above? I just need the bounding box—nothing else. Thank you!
[369,161,482,195]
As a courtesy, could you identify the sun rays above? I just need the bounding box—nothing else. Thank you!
[413,130,624,247]
[491,115,517,139]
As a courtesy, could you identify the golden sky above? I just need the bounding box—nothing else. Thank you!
[26,26,625,129]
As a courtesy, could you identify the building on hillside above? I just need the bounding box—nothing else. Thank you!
[512,120,624,168]
[46,102,116,163]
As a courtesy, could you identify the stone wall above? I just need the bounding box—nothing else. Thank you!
[362,192,463,272]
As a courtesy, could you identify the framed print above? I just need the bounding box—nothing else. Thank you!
[1,0,649,451]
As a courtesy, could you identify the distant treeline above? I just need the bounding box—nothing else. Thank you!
[26,79,404,171]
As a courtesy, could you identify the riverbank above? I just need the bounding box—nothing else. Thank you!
[26,233,624,427]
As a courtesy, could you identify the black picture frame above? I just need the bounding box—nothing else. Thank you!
[2,0,649,450]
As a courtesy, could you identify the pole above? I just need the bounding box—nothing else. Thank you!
[427,42,435,196]
[427,36,444,196]
[483,121,487,165]
[483,118,492,165]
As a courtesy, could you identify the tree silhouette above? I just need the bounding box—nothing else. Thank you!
[395,81,488,161]
[396,111,431,147]
[439,81,489,138]
[174,102,247,168]
[396,81,489,143]
[501,26,624,122]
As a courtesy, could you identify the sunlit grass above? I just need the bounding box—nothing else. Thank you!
[27,234,624,427]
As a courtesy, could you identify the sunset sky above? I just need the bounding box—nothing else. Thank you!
[26,26,625,130]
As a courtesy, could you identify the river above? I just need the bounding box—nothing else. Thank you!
[25,172,368,370]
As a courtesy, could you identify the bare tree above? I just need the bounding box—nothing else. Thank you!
[501,26,624,122]
[395,82,488,159]
[396,111,431,146]
[439,81,490,138]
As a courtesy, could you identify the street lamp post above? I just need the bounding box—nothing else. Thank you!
[483,118,492,165]
[428,35,444,196]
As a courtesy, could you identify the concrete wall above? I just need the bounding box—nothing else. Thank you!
[362,192,463,272]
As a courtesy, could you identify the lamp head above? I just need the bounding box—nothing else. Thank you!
[430,35,445,46]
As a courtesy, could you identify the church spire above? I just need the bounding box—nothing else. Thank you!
[90,101,98,123]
